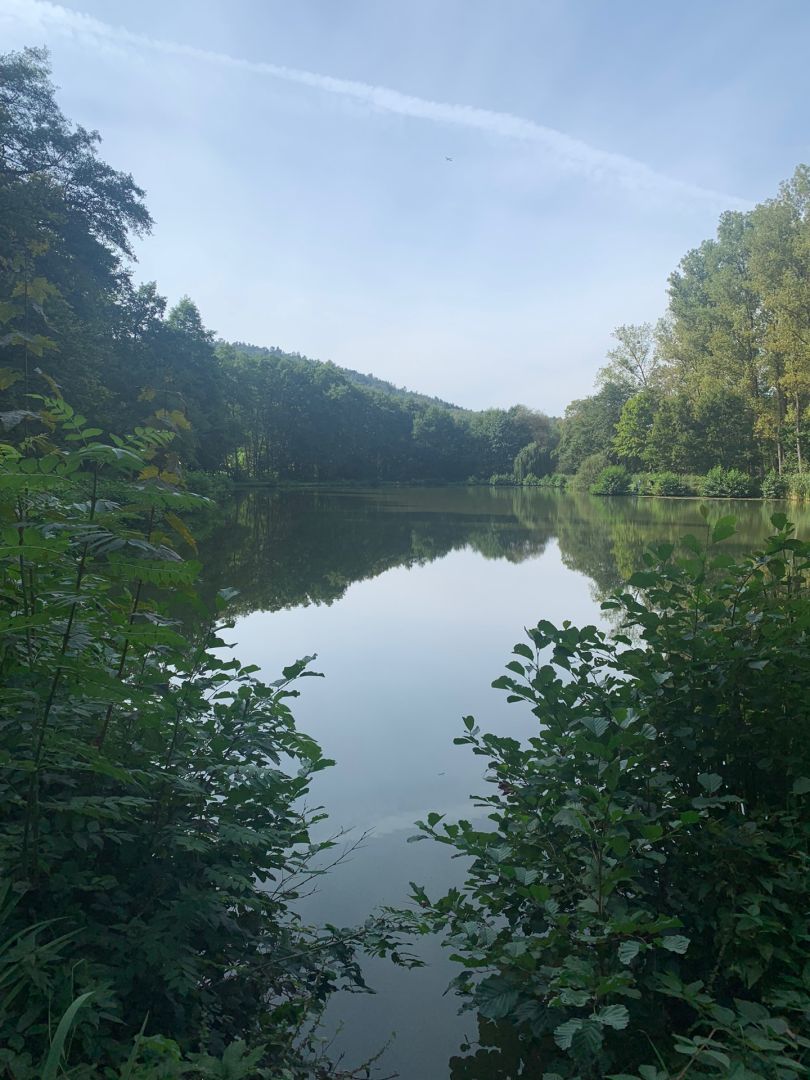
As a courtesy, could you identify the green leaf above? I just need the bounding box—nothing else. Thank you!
[618,940,641,965]
[711,515,736,543]
[42,992,94,1080]
[581,716,609,737]
[697,773,722,793]
[554,1019,581,1050]
[792,777,810,796]
[573,1021,604,1055]
[659,935,690,954]
[596,1004,630,1029]
[610,835,630,857]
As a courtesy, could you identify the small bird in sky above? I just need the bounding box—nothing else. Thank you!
[445,156,453,162]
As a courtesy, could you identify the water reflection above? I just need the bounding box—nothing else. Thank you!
[195,488,808,1080]
[198,487,804,615]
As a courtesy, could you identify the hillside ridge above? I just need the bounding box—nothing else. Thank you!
[224,340,466,412]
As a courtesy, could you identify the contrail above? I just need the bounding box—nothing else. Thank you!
[0,0,750,210]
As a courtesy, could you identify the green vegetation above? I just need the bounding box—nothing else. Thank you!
[0,49,556,487]
[556,175,810,497]
[0,399,415,1077]
[411,513,810,1077]
[3,39,810,1080]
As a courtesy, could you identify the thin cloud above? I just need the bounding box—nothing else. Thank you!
[1,0,751,209]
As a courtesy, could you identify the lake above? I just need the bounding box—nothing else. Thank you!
[196,487,809,1080]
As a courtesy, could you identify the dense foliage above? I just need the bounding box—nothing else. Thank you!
[557,176,810,493]
[215,341,556,482]
[411,513,810,1078]
[0,393,415,1077]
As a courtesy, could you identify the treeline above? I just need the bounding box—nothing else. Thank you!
[216,341,557,481]
[0,47,555,485]
[556,168,810,495]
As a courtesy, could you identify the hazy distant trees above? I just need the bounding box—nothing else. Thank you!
[0,46,555,485]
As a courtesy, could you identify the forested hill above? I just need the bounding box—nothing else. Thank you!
[0,49,556,486]
[226,341,464,411]
[213,339,554,481]
[4,46,810,497]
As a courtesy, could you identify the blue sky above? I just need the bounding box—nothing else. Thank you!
[2,0,809,412]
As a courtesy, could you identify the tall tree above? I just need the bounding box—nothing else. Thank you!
[598,323,662,392]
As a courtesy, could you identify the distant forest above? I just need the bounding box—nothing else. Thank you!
[2,46,810,491]
[0,48,555,484]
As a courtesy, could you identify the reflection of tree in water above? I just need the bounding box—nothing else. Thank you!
[194,487,810,1075]
[449,1017,545,1080]
[553,493,810,602]
[196,487,810,619]
[196,487,555,616]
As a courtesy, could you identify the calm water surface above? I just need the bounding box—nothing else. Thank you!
[198,488,808,1080]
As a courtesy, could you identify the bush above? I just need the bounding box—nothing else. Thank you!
[629,472,652,495]
[571,452,611,491]
[630,473,696,497]
[699,464,757,498]
[412,514,810,1078]
[0,398,412,1075]
[591,464,631,496]
[489,473,518,486]
[649,470,691,496]
[787,471,810,500]
[762,469,788,499]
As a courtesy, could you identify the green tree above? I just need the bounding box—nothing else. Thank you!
[612,392,656,471]
[557,382,631,474]
[598,323,662,392]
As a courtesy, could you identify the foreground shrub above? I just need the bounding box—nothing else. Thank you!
[699,465,757,498]
[591,464,631,496]
[0,394,411,1075]
[411,513,810,1078]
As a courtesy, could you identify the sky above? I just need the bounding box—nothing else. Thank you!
[2,0,809,413]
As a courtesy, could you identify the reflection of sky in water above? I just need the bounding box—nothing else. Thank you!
[213,491,804,1078]
[233,543,600,838]
[231,541,603,1078]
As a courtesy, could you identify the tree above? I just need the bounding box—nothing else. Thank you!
[556,382,631,474]
[612,392,656,471]
[598,323,662,392]
[0,47,151,425]
[749,165,810,473]
[513,441,554,480]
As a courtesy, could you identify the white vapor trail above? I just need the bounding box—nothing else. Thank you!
[0,0,750,210]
